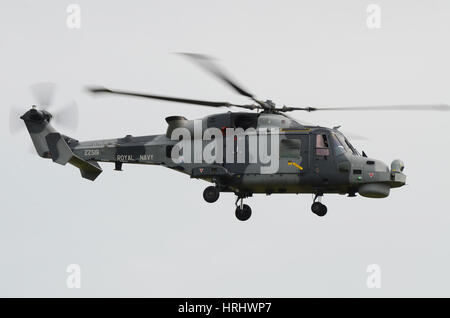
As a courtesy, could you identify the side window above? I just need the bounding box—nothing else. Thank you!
[315,134,330,156]
[280,139,301,158]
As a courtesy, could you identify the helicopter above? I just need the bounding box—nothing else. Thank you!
[16,53,450,221]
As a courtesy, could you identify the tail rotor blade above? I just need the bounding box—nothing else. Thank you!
[53,100,78,131]
[30,82,56,109]
[9,106,25,135]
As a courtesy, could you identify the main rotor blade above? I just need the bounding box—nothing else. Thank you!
[178,53,266,107]
[87,86,260,110]
[282,104,450,112]
[283,114,370,140]
[339,131,369,141]
[30,82,56,109]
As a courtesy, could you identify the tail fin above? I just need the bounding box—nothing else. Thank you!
[22,108,102,181]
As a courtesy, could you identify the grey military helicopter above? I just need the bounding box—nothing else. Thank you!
[15,54,450,221]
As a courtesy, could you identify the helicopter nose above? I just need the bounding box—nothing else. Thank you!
[367,158,390,173]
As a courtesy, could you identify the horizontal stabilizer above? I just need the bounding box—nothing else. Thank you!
[68,156,102,181]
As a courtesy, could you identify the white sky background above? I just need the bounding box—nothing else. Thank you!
[1,0,450,297]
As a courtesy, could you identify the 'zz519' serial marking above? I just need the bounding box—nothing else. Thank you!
[84,149,100,156]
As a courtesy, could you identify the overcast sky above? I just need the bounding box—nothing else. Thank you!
[1,0,450,297]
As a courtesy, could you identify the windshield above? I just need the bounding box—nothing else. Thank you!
[331,133,360,156]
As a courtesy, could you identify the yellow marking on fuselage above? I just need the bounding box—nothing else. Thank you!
[280,128,311,132]
[288,161,303,170]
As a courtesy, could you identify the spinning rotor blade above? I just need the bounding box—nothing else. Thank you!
[178,53,267,108]
[10,83,79,135]
[87,86,261,110]
[9,106,25,134]
[30,82,56,109]
[283,114,370,141]
[53,100,79,131]
[340,131,369,141]
[281,104,450,112]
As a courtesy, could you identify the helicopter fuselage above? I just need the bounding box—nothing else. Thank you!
[58,111,405,198]
[21,107,406,220]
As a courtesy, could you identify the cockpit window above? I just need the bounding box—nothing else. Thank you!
[315,134,330,156]
[332,132,360,156]
[331,133,348,156]
[345,139,359,155]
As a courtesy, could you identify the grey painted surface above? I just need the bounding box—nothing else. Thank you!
[1,0,450,297]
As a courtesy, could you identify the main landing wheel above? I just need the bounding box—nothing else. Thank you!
[311,202,327,217]
[235,204,252,221]
[203,186,220,203]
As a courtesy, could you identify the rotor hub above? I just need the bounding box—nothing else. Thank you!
[20,107,52,122]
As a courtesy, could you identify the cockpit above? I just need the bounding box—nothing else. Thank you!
[315,131,360,157]
[330,132,360,156]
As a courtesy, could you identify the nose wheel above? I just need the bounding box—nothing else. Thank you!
[311,194,327,217]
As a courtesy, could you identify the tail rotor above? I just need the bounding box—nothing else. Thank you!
[9,82,79,136]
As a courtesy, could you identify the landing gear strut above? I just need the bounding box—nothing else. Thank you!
[203,186,220,203]
[311,194,327,217]
[235,196,252,221]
